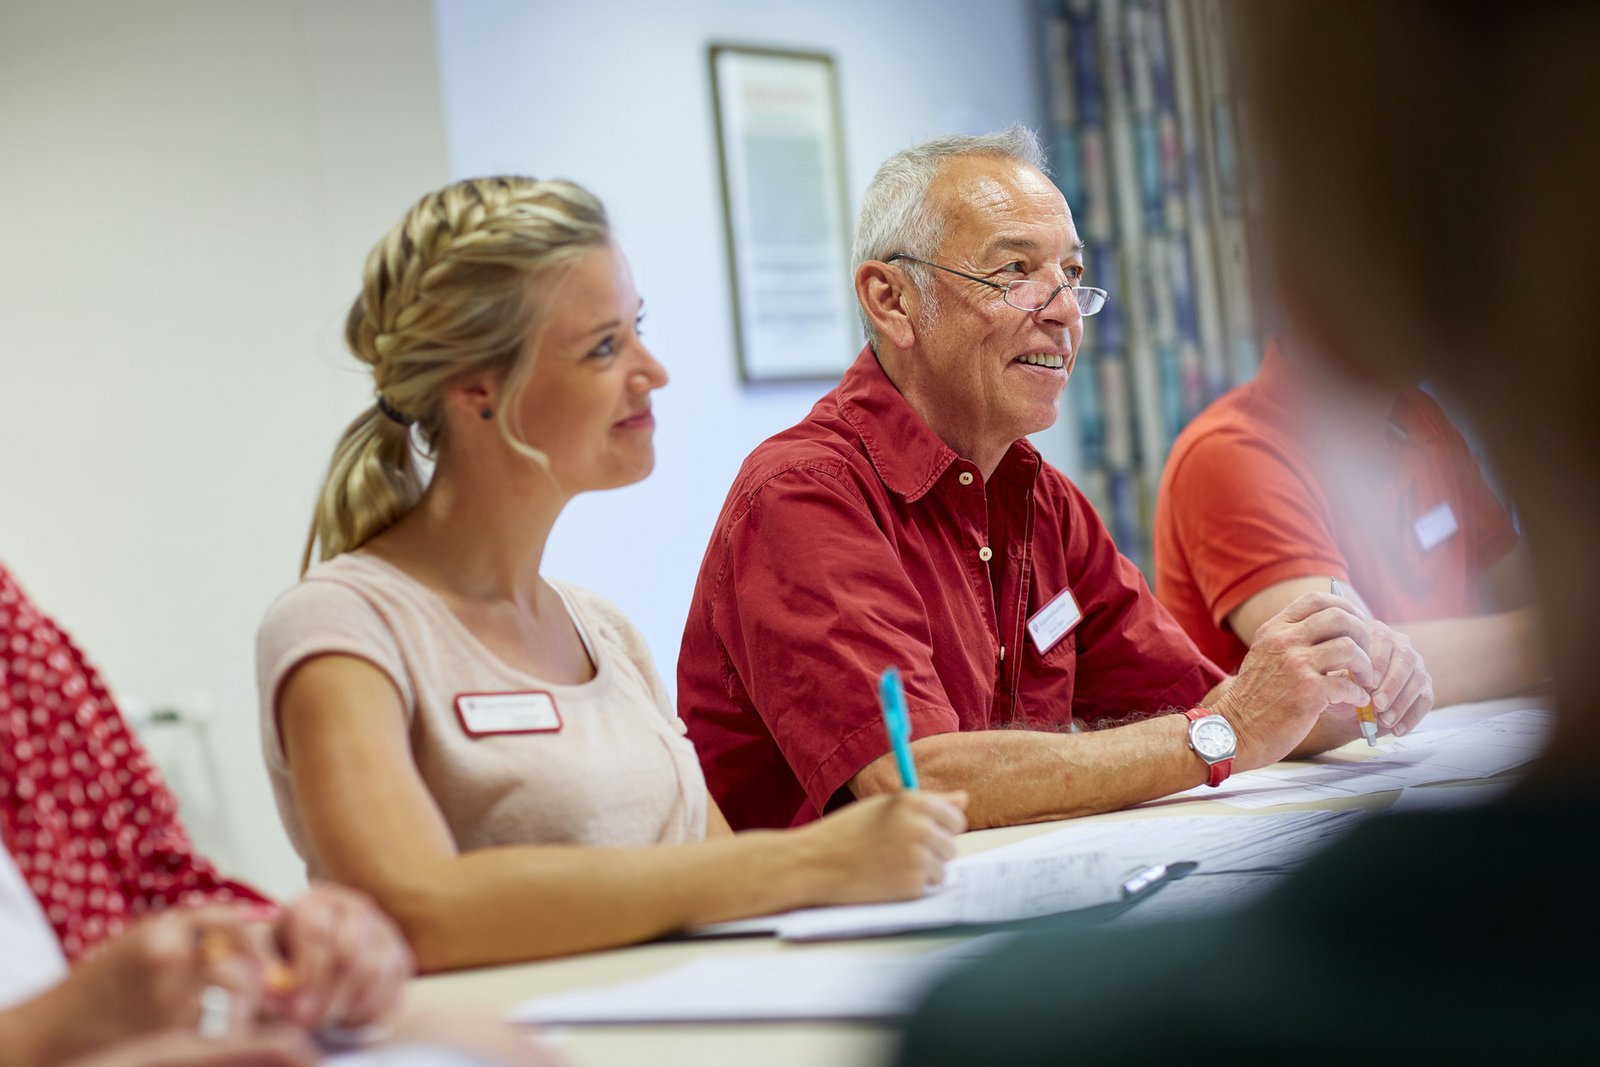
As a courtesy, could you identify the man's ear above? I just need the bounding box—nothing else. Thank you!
[856,261,918,352]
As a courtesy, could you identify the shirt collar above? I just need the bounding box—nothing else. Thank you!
[1387,388,1444,445]
[836,345,1040,501]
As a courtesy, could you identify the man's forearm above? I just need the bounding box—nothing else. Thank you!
[1404,607,1547,707]
[1286,712,1357,758]
[850,715,1206,829]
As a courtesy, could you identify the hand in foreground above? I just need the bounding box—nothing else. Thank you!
[19,906,283,1063]
[1221,592,1375,770]
[1361,619,1434,738]
[800,789,968,906]
[270,882,413,1032]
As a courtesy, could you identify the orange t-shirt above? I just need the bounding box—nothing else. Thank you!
[1154,342,1520,672]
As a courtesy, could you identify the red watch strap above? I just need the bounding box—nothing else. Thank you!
[1206,757,1233,788]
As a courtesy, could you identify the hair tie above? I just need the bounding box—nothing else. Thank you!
[375,395,416,427]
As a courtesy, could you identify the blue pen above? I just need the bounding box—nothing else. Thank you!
[877,666,920,789]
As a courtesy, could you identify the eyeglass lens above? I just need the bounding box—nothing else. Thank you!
[1005,280,1107,315]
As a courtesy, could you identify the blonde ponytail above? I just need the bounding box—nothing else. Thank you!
[300,406,423,573]
[300,176,610,572]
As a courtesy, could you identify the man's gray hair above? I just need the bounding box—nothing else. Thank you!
[852,124,1049,349]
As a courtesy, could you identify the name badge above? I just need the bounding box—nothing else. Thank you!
[1413,502,1460,552]
[1027,586,1082,656]
[454,691,562,737]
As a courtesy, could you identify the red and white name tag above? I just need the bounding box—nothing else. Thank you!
[454,691,562,737]
[1027,586,1082,656]
[1413,502,1460,552]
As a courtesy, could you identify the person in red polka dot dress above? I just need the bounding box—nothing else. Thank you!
[0,564,267,960]
[0,562,423,1066]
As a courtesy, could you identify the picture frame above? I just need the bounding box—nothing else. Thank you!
[709,45,859,383]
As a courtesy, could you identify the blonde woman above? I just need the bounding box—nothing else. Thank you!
[257,177,967,973]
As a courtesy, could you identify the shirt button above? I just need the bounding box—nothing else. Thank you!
[958,471,974,486]
[978,546,993,562]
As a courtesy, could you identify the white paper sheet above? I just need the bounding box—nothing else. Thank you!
[682,808,1361,942]
[681,846,1122,942]
[967,807,1361,875]
[512,937,1010,1025]
[774,850,1119,941]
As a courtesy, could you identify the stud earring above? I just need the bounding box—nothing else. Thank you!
[480,407,493,420]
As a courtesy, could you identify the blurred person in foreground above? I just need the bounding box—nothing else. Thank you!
[898,2,1599,1062]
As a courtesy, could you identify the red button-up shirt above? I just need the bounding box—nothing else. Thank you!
[679,348,1224,829]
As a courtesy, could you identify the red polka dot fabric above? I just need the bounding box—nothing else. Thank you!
[0,563,270,961]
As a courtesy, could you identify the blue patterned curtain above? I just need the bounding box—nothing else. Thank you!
[1040,0,1259,571]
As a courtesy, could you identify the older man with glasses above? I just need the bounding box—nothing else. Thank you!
[677,126,1430,832]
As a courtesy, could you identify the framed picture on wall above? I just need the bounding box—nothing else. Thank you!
[709,45,859,383]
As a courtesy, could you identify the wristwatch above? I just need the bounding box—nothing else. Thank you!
[1184,707,1236,787]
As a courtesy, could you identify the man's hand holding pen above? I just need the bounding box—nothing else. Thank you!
[1352,619,1434,739]
[1330,578,1435,742]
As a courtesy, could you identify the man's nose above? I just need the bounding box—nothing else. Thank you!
[1034,282,1083,328]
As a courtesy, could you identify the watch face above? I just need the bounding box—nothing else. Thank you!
[1192,718,1235,759]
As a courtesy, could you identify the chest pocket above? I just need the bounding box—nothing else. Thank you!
[1013,633,1077,726]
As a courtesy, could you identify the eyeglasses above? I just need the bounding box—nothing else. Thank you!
[886,253,1108,316]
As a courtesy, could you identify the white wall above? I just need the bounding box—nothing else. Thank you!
[432,0,1056,701]
[0,0,1057,894]
[0,0,451,896]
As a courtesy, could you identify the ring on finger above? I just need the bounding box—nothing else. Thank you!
[197,984,233,1038]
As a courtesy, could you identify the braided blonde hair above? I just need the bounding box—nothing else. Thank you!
[301,176,610,573]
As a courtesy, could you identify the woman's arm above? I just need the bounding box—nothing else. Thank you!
[277,654,964,973]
